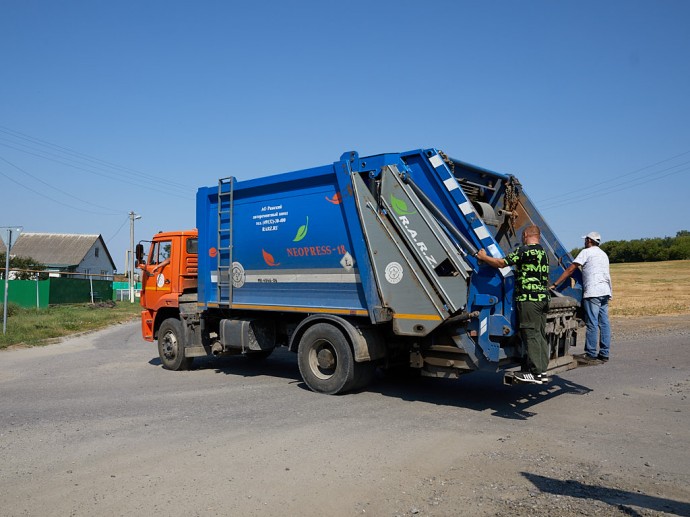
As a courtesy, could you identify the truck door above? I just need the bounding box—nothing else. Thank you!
[144,239,174,308]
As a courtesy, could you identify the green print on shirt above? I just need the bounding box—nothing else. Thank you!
[505,245,549,302]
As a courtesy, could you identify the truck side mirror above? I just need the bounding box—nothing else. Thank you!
[135,243,145,266]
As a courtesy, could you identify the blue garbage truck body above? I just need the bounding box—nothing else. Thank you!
[138,148,583,393]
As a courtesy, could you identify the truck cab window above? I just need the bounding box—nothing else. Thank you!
[151,241,172,265]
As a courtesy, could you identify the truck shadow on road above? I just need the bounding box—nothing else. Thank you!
[522,472,690,516]
[370,371,592,420]
[189,350,303,383]
[149,351,591,419]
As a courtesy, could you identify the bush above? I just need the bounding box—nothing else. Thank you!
[0,302,22,317]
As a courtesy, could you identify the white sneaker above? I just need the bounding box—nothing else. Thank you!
[514,372,543,384]
[536,373,550,383]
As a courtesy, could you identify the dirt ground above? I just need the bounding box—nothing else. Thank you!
[385,314,690,517]
[0,315,688,516]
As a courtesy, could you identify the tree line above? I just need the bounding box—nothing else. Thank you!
[571,230,690,263]
[0,253,47,280]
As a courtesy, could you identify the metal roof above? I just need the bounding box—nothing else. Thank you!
[0,233,116,269]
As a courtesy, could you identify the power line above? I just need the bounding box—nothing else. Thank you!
[106,215,131,243]
[0,125,194,191]
[0,168,121,216]
[540,163,690,211]
[0,155,121,215]
[536,149,690,205]
[0,139,192,200]
[0,126,194,199]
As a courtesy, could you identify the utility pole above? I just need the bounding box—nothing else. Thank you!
[2,226,23,335]
[129,212,141,303]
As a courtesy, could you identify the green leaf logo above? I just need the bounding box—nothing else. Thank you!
[293,216,309,242]
[391,194,415,216]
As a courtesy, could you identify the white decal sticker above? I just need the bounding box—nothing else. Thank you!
[232,262,246,288]
[443,177,459,191]
[429,154,444,168]
[156,273,165,288]
[480,317,488,336]
[384,262,404,284]
[475,226,490,240]
[340,252,354,271]
[487,244,500,258]
[459,201,474,215]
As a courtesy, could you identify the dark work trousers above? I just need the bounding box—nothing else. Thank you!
[517,298,550,374]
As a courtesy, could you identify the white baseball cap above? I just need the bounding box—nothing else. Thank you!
[582,231,601,244]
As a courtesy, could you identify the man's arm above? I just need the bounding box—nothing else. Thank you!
[550,263,579,290]
[476,248,507,269]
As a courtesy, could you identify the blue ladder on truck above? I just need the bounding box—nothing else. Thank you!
[217,177,234,306]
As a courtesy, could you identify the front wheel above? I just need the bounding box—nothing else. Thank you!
[297,323,373,394]
[158,318,193,371]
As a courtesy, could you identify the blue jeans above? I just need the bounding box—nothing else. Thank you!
[583,296,611,358]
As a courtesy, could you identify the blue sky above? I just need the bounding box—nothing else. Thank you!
[1,0,689,271]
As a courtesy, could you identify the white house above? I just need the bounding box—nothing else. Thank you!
[0,233,116,280]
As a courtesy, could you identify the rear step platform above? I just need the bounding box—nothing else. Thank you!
[503,355,580,385]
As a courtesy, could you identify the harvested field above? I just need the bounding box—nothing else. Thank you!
[609,260,690,316]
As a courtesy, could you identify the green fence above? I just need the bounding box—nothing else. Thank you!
[0,278,114,308]
[0,279,50,308]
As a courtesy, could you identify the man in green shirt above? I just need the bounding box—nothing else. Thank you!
[476,224,550,384]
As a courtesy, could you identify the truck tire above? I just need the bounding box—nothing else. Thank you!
[297,323,359,394]
[158,318,194,371]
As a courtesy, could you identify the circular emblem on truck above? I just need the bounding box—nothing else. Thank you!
[384,262,403,284]
[156,273,166,288]
[232,262,245,288]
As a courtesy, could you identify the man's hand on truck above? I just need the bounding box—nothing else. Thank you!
[476,248,507,269]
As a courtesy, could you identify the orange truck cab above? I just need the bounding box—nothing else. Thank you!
[136,230,198,342]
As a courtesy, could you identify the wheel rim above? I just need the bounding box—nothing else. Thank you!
[161,330,179,361]
[308,339,337,380]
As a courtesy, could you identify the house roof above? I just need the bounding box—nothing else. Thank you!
[0,233,116,269]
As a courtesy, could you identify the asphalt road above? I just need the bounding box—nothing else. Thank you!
[1,318,689,516]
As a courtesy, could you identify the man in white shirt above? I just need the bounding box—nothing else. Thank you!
[550,231,613,362]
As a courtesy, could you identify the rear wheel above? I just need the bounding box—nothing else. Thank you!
[158,318,193,371]
[297,323,373,394]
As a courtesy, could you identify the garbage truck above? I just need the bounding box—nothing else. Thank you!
[136,148,583,394]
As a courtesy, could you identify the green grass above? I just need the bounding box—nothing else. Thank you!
[0,302,141,349]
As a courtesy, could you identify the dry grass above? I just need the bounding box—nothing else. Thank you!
[609,260,690,316]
